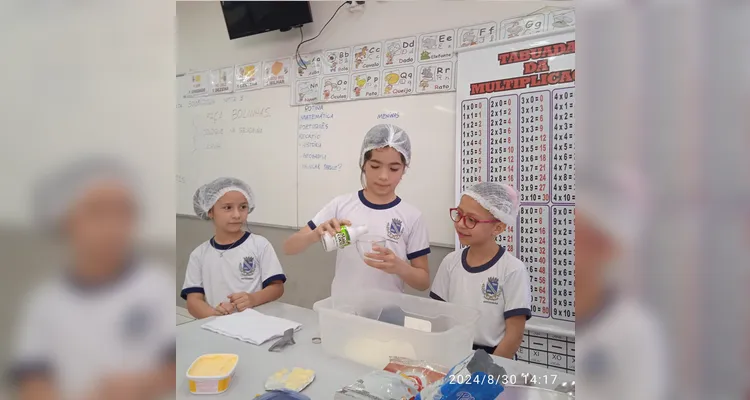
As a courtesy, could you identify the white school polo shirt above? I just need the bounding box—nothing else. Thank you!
[181,231,286,307]
[9,260,175,399]
[576,294,667,400]
[430,246,532,348]
[308,190,431,296]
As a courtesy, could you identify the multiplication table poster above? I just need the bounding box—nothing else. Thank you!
[455,29,576,336]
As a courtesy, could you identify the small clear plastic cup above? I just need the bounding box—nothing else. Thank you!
[356,234,387,262]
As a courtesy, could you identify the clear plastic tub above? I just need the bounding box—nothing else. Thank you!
[186,353,239,394]
[312,289,479,369]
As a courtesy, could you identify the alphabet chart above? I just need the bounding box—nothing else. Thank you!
[180,7,575,103]
[456,30,576,353]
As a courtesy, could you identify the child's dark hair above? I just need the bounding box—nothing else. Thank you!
[359,148,408,188]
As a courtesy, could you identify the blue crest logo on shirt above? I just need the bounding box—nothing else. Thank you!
[120,304,152,342]
[581,347,607,378]
[482,276,502,302]
[386,218,404,240]
[456,392,475,400]
[239,256,256,279]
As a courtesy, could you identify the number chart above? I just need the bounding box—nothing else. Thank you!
[459,99,486,193]
[456,30,576,337]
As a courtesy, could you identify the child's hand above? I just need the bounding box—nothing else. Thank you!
[215,301,234,315]
[228,292,255,312]
[315,218,352,237]
[364,245,408,276]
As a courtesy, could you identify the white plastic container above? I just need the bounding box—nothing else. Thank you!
[321,225,368,252]
[312,289,479,369]
[186,353,239,395]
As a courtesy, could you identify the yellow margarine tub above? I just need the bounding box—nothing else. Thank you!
[186,353,239,394]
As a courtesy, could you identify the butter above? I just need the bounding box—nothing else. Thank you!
[188,354,238,377]
[284,368,315,390]
[265,367,316,391]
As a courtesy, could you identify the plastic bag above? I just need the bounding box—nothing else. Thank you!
[265,368,315,392]
[383,357,448,392]
[416,350,506,400]
[333,370,418,400]
[254,389,311,400]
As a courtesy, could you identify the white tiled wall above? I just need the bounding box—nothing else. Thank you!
[515,330,575,374]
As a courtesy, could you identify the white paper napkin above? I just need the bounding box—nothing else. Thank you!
[201,308,302,345]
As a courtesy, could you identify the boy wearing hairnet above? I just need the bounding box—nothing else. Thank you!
[9,158,175,400]
[181,177,285,318]
[430,182,531,359]
[575,167,667,400]
[283,124,431,295]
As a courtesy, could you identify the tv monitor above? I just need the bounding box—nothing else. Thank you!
[220,1,314,40]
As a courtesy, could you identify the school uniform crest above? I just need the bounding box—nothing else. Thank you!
[386,218,404,240]
[120,304,152,342]
[239,256,256,279]
[482,276,502,302]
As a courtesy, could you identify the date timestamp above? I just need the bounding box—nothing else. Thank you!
[448,373,558,386]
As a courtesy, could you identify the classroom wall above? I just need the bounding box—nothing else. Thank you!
[177,1,572,74]
[176,0,572,307]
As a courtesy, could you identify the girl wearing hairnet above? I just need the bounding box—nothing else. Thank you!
[283,124,431,295]
[181,177,286,318]
[10,158,175,400]
[430,182,532,359]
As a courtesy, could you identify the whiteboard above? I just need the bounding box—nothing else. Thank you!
[297,94,457,246]
[175,82,458,245]
[176,85,299,227]
[455,29,576,336]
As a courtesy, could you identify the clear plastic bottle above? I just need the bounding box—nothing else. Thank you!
[321,225,368,252]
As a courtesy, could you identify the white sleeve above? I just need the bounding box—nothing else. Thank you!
[259,242,287,288]
[9,294,52,382]
[503,267,532,320]
[308,197,339,230]
[145,266,178,364]
[405,214,431,260]
[429,256,451,302]
[180,250,205,300]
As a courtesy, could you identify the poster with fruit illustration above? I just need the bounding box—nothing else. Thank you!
[235,62,261,92]
[263,58,291,87]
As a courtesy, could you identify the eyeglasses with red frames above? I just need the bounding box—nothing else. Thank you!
[449,208,499,229]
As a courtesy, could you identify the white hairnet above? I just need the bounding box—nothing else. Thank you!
[463,182,520,226]
[577,165,646,248]
[32,156,139,230]
[193,177,255,220]
[359,124,412,167]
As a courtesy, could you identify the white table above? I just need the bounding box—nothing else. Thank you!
[176,302,574,399]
